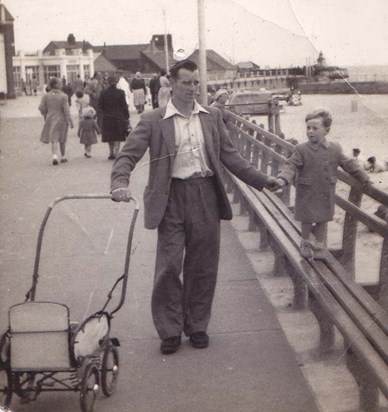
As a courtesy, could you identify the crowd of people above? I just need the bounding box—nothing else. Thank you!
[37,69,172,164]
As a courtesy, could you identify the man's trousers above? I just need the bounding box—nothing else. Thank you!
[151,176,221,340]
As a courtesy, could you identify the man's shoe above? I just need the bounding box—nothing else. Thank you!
[108,154,116,160]
[189,332,209,349]
[160,336,181,354]
[60,158,68,163]
[52,158,59,165]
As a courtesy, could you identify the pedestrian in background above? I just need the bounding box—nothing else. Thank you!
[210,89,232,128]
[85,72,104,127]
[31,76,39,96]
[99,75,130,160]
[77,107,100,158]
[75,91,91,120]
[157,69,171,108]
[130,72,146,114]
[116,70,132,110]
[73,74,84,94]
[149,73,160,109]
[38,77,74,165]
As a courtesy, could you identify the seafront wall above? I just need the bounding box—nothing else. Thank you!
[299,81,388,94]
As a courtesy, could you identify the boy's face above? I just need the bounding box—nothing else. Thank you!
[306,117,329,144]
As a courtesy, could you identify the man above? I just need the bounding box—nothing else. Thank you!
[149,73,161,109]
[111,60,277,354]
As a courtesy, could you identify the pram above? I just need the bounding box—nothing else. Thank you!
[0,194,139,411]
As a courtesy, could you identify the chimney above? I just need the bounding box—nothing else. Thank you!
[67,33,76,45]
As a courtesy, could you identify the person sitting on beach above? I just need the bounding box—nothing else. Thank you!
[352,148,368,170]
[365,156,388,173]
[272,108,369,260]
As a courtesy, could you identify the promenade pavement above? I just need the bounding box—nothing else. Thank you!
[0,95,318,411]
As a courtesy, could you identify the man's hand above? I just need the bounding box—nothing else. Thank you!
[265,177,286,192]
[111,187,132,202]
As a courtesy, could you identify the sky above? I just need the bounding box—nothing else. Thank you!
[5,0,388,67]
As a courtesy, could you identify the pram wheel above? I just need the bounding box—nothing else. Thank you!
[0,365,12,407]
[80,362,99,412]
[101,346,119,397]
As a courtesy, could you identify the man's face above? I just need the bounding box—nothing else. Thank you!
[171,68,200,105]
[306,117,328,144]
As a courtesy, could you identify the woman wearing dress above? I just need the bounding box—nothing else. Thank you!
[39,77,74,165]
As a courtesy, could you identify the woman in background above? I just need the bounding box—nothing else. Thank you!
[39,77,74,165]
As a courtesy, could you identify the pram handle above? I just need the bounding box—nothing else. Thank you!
[48,194,140,210]
[26,194,139,304]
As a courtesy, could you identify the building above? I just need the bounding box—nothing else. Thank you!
[93,34,174,77]
[13,34,94,94]
[236,61,261,77]
[0,3,15,98]
[187,49,237,81]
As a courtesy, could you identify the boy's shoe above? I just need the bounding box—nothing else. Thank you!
[189,332,209,349]
[52,157,59,165]
[313,243,326,260]
[160,336,181,354]
[84,153,92,158]
[108,154,116,160]
[300,240,312,259]
[60,158,68,163]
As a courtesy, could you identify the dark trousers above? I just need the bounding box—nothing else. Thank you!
[152,177,221,339]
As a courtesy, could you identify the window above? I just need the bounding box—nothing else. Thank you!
[44,65,61,84]
[66,64,79,84]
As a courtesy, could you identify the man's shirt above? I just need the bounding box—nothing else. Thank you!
[164,100,213,179]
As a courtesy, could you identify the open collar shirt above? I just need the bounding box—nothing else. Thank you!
[164,99,213,179]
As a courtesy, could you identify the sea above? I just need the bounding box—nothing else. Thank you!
[347,64,388,82]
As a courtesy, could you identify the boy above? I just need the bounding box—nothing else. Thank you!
[273,108,369,259]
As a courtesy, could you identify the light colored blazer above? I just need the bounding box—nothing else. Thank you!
[111,105,269,229]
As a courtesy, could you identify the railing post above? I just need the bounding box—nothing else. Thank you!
[378,238,388,309]
[308,291,335,353]
[284,257,308,309]
[346,348,379,412]
[340,186,363,276]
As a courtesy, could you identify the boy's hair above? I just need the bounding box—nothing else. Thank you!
[305,108,333,128]
[169,59,198,80]
[353,148,361,155]
[76,91,84,98]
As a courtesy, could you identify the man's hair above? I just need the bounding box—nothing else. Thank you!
[305,108,333,128]
[169,60,198,80]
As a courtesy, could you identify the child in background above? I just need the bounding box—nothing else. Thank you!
[75,91,90,120]
[273,108,369,260]
[77,108,100,158]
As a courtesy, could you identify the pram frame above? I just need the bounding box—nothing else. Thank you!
[0,194,139,411]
